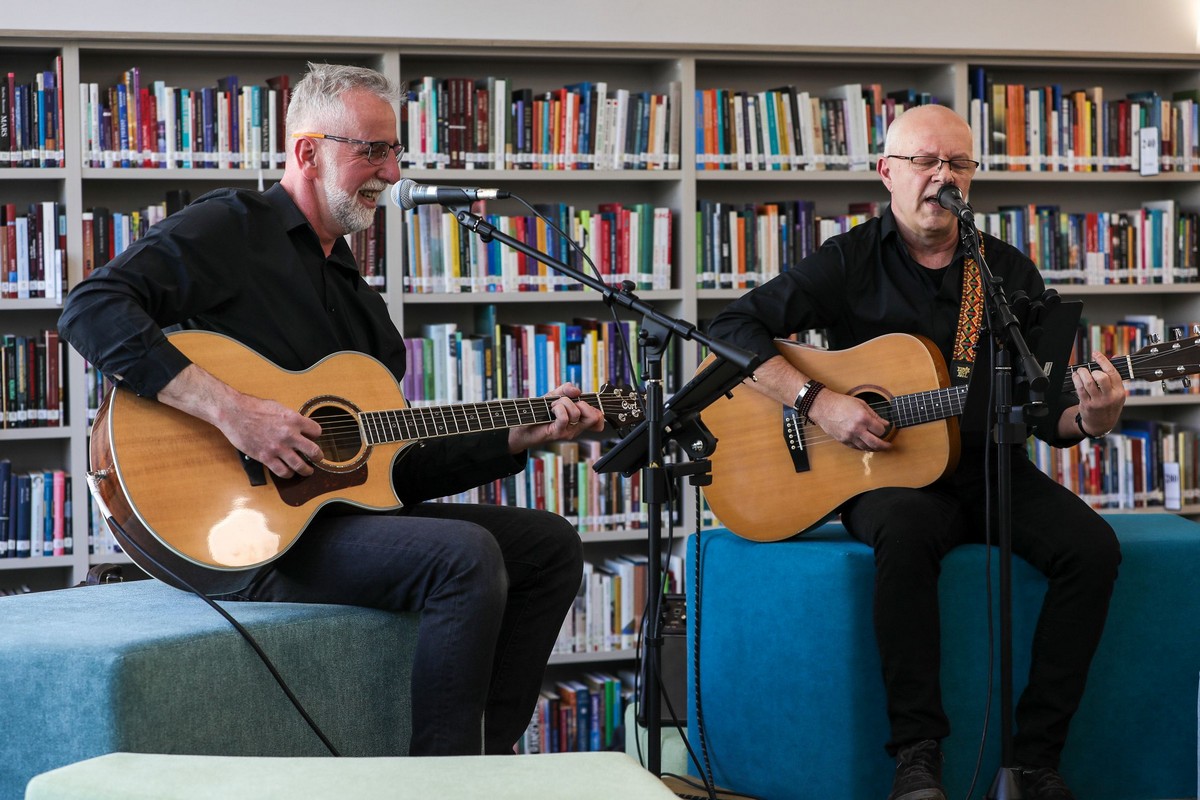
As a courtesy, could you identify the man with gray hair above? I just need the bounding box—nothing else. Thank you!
[60,62,605,757]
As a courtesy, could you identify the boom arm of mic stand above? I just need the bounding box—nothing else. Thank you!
[446,205,761,376]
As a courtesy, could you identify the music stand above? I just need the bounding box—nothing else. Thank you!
[960,296,1083,435]
[594,352,761,477]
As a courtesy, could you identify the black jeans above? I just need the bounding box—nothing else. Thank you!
[841,448,1121,768]
[231,502,584,756]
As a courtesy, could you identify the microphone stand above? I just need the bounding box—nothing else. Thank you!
[955,216,1048,800]
[440,202,759,776]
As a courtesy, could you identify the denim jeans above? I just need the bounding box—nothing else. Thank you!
[230,502,584,756]
[841,448,1121,768]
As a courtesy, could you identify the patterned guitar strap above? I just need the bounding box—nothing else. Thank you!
[950,242,985,386]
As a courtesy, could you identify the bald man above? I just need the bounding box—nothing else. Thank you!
[707,104,1124,800]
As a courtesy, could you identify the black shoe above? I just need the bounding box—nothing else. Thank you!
[886,740,946,800]
[1016,767,1075,800]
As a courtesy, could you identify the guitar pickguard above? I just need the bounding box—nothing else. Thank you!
[272,463,370,507]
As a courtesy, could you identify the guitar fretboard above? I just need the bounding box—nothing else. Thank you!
[886,350,1147,430]
[888,385,970,429]
[359,392,629,445]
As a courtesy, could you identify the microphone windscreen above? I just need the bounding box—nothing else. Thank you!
[390,179,417,210]
[936,183,961,209]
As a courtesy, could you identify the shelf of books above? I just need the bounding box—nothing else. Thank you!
[5,33,1200,753]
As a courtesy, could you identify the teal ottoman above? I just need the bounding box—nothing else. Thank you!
[1,580,418,800]
[688,514,1200,800]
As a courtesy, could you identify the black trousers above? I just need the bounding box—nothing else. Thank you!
[841,447,1121,768]
[231,502,584,756]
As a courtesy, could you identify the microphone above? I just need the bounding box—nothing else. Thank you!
[389,178,510,211]
[936,184,975,227]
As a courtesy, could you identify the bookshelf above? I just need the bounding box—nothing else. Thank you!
[2,36,1200,711]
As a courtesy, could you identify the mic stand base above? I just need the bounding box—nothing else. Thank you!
[986,766,1024,800]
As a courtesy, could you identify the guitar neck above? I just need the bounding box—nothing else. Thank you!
[888,385,970,430]
[361,393,608,445]
[890,350,1149,431]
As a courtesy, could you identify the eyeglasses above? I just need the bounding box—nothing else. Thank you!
[886,154,980,176]
[292,132,405,166]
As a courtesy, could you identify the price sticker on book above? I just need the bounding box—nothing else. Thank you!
[1163,461,1181,511]
[1139,128,1160,177]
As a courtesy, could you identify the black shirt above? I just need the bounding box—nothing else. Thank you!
[59,184,522,503]
[706,205,1077,446]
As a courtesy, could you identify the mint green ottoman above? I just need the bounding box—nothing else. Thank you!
[24,751,676,799]
[1,580,418,800]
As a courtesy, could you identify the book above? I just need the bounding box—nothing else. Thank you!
[13,472,31,557]
[0,458,10,557]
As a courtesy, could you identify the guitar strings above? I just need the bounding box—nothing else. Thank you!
[297,342,1200,453]
[302,394,638,448]
[788,346,1200,452]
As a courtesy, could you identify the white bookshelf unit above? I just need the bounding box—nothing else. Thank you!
[2,35,1199,623]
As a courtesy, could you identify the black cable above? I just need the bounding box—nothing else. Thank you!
[691,489,718,797]
[659,772,763,800]
[107,517,341,757]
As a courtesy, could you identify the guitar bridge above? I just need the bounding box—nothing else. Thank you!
[782,407,812,474]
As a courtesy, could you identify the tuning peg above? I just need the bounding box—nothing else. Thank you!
[1193,325,1200,337]
[1149,333,1161,344]
[1183,376,1192,390]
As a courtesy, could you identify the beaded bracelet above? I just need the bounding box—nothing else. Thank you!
[1075,412,1110,440]
[793,379,825,423]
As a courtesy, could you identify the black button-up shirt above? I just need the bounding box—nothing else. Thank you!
[59,183,521,502]
[707,205,1077,446]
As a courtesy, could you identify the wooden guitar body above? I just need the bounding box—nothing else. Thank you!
[699,334,959,541]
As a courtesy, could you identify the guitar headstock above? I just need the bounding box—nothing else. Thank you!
[1126,334,1200,384]
[597,383,645,432]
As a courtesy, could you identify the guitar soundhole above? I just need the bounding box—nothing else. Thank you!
[853,390,894,426]
[308,404,365,466]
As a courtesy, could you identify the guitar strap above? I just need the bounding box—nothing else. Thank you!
[949,242,985,385]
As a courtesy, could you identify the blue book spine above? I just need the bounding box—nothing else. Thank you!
[12,84,26,166]
[115,83,131,168]
[534,332,548,396]
[35,75,46,166]
[14,473,31,557]
[42,470,53,556]
[0,458,10,558]
[565,325,584,388]
[5,469,18,557]
[201,88,215,168]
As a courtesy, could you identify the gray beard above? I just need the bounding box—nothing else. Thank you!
[328,185,377,235]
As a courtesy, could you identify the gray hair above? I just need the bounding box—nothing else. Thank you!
[285,62,397,139]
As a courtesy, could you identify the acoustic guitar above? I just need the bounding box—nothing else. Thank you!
[699,332,1200,542]
[87,330,644,595]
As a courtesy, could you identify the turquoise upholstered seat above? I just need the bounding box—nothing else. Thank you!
[687,514,1200,800]
[0,579,418,800]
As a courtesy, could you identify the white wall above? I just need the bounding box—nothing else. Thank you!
[7,0,1200,55]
